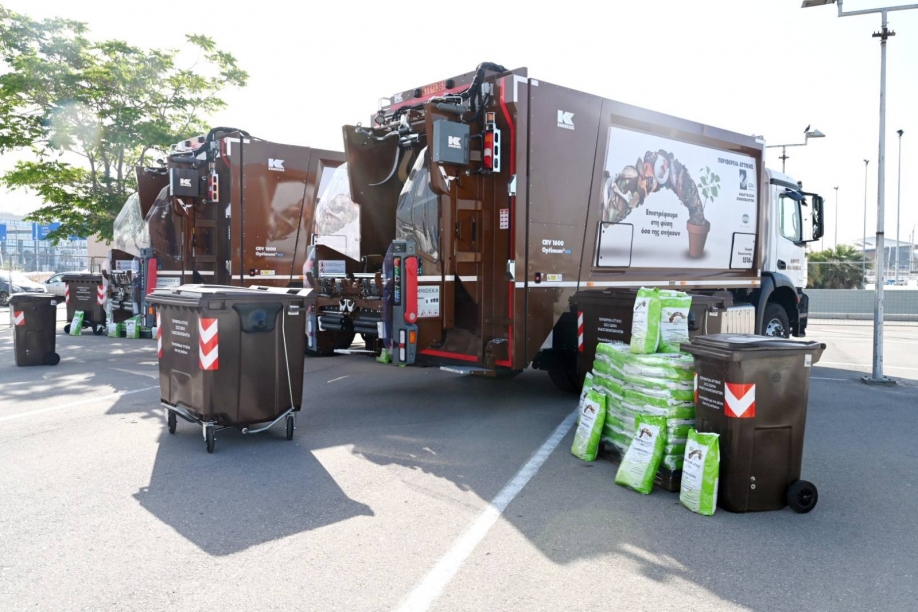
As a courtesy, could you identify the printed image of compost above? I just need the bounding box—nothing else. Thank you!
[601,150,721,257]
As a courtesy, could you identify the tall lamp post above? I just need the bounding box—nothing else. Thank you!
[895,129,904,285]
[833,186,839,250]
[803,0,916,385]
[765,126,826,173]
[863,159,869,279]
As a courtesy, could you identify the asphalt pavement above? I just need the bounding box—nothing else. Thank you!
[0,321,915,611]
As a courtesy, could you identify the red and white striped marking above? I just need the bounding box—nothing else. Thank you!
[577,311,584,353]
[198,317,219,370]
[156,312,162,359]
[97,283,106,305]
[694,373,699,404]
[725,382,756,418]
[12,310,25,326]
[64,285,70,304]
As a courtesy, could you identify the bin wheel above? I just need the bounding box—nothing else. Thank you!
[167,411,177,435]
[92,324,105,336]
[286,414,295,440]
[44,352,61,366]
[205,425,215,453]
[787,480,818,513]
[63,323,71,334]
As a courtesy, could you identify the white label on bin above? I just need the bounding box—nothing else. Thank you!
[804,354,812,368]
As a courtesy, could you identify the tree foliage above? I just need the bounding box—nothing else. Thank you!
[808,245,870,289]
[0,7,247,242]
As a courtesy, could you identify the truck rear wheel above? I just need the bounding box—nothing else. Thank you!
[763,303,790,338]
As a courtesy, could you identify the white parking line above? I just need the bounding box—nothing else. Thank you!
[0,386,159,423]
[818,361,918,372]
[327,376,349,383]
[395,410,578,612]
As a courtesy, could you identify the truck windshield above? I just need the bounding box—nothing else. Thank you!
[396,148,440,261]
[314,163,360,261]
[145,186,183,260]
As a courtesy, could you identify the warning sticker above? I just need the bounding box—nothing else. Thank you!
[418,285,440,318]
[725,382,756,418]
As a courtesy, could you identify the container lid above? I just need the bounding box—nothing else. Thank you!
[62,273,103,282]
[9,292,59,304]
[686,334,825,353]
[146,284,305,307]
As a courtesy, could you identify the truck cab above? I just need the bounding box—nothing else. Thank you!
[758,169,824,337]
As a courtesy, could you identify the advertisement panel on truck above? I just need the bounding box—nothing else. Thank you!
[597,126,758,271]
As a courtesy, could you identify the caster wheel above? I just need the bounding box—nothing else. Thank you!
[286,414,295,440]
[205,425,215,453]
[44,352,61,366]
[63,323,71,334]
[787,480,818,514]
[92,325,105,336]
[167,411,177,435]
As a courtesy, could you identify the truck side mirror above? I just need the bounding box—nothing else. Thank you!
[811,195,825,241]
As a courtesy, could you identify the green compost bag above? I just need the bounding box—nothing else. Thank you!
[124,316,142,339]
[575,373,594,426]
[69,311,85,336]
[571,389,607,462]
[596,342,631,365]
[614,414,667,494]
[107,322,122,338]
[622,373,694,401]
[623,360,694,382]
[680,430,721,516]
[629,288,661,355]
[593,372,624,398]
[658,290,693,353]
[662,454,684,471]
[592,356,625,381]
[624,387,696,415]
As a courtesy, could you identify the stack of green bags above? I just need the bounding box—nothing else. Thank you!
[593,342,696,472]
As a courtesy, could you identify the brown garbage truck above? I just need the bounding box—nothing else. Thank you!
[108,128,347,330]
[308,63,824,387]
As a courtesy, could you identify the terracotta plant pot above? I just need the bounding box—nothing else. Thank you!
[686,219,711,258]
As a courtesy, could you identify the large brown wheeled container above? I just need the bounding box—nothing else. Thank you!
[148,285,307,453]
[10,293,61,367]
[62,273,107,335]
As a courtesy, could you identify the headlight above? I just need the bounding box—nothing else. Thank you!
[11,285,22,292]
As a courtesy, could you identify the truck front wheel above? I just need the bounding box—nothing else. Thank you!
[762,303,790,338]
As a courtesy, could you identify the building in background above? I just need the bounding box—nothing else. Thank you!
[0,213,91,275]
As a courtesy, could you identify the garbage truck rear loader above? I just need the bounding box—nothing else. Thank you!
[109,128,348,329]
[328,63,823,386]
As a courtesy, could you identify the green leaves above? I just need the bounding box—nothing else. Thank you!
[0,7,247,241]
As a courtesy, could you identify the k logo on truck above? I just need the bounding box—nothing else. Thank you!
[557,110,575,130]
[268,158,285,172]
[448,136,462,149]
[179,178,192,188]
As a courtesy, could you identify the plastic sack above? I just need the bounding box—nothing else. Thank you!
[624,361,694,382]
[629,288,661,355]
[596,342,631,364]
[571,389,607,462]
[107,322,122,338]
[592,356,625,380]
[593,372,624,397]
[621,398,695,420]
[69,311,85,336]
[622,373,694,400]
[659,290,692,353]
[680,430,721,516]
[124,316,142,339]
[614,414,667,494]
[662,454,684,471]
[575,373,594,426]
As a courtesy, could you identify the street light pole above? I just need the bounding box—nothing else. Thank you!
[833,186,839,250]
[801,0,916,385]
[765,128,826,173]
[895,129,903,285]
[863,159,869,280]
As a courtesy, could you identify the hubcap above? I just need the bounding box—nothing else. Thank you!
[765,318,786,337]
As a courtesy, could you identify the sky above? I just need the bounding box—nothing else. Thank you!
[1,0,916,248]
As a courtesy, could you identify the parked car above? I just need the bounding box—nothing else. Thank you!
[0,271,47,306]
[43,272,68,297]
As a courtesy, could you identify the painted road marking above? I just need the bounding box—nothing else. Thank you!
[395,410,578,612]
[0,386,159,423]
[817,361,918,373]
[327,375,349,383]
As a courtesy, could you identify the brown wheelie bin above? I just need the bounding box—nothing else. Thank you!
[682,334,826,513]
[62,273,107,335]
[10,293,61,366]
[147,285,307,453]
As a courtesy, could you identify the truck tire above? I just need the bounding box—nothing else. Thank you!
[548,365,579,393]
[762,303,790,338]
